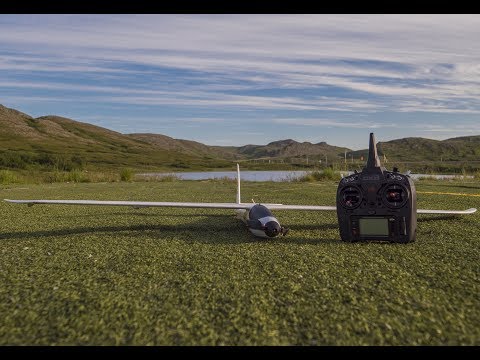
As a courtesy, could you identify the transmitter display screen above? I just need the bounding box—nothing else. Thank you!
[359,217,389,236]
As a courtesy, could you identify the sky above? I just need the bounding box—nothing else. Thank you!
[1,14,480,150]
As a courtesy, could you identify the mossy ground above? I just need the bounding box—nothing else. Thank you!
[0,180,479,345]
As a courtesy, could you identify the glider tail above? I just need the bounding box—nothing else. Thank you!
[234,163,248,222]
[236,163,241,204]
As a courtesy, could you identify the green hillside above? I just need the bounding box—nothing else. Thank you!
[128,133,242,160]
[0,105,230,172]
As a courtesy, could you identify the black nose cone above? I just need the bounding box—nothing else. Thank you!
[264,221,281,238]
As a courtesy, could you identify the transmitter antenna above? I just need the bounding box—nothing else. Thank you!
[366,132,382,169]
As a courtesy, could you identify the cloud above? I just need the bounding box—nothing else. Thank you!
[0,80,386,112]
[272,118,399,128]
[1,14,480,146]
[414,123,480,133]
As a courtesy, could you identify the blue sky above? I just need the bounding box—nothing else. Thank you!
[1,14,480,149]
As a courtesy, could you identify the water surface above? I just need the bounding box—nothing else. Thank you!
[137,170,472,182]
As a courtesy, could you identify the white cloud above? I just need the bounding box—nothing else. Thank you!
[272,118,399,128]
[1,14,480,137]
[414,123,480,133]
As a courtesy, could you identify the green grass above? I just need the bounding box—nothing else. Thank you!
[0,180,479,345]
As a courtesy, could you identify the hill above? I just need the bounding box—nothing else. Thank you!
[128,133,241,160]
[351,136,480,163]
[0,105,230,171]
[128,134,350,163]
[1,104,480,174]
[235,139,350,162]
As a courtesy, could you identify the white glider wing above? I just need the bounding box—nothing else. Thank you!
[4,199,256,209]
[268,205,476,214]
[3,199,336,211]
[266,204,337,211]
[4,199,475,214]
[417,208,477,215]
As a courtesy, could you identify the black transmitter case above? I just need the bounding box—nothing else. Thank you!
[336,133,417,243]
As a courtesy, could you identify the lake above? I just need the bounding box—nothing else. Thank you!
[137,170,473,182]
[138,170,310,182]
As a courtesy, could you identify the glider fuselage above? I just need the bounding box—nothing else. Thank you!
[236,204,287,238]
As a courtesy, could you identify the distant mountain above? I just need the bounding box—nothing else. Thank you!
[128,133,241,160]
[1,104,480,171]
[235,139,350,160]
[129,134,350,161]
[352,136,480,162]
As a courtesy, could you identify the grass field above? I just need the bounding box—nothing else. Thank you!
[0,179,479,345]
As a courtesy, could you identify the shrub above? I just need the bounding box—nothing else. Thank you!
[170,162,190,169]
[65,170,90,183]
[43,170,90,183]
[136,173,181,182]
[120,168,134,182]
[0,152,28,169]
[0,170,20,184]
[297,168,342,182]
[84,171,118,183]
